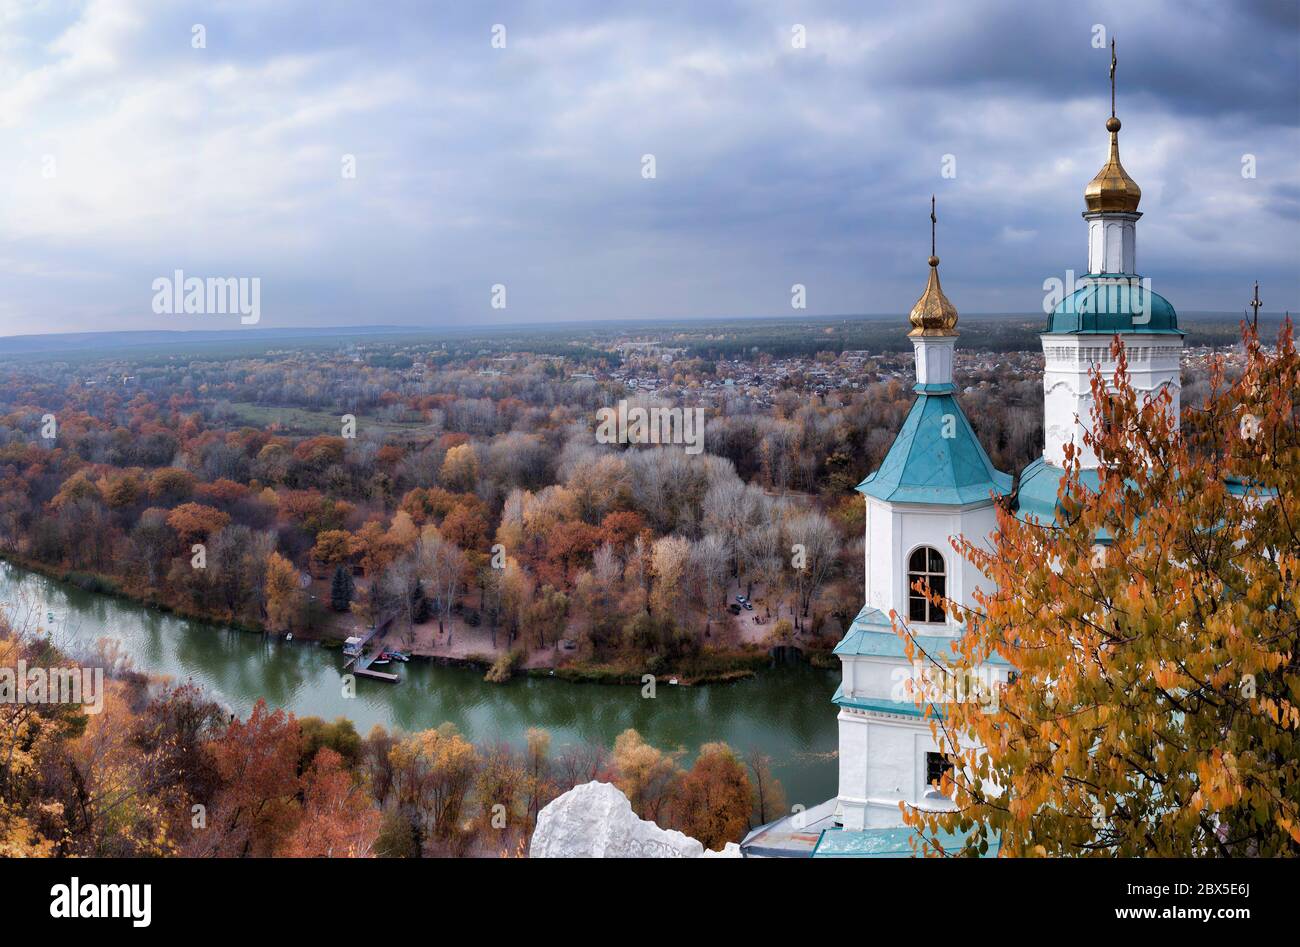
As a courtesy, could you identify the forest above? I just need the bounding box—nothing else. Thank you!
[0,319,1065,680]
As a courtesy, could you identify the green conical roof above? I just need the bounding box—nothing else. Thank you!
[857,393,1012,505]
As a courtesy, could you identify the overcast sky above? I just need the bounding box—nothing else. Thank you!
[0,0,1296,336]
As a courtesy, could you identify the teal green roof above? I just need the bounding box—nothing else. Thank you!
[813,826,999,857]
[1048,277,1181,334]
[1017,457,1279,527]
[834,605,1010,664]
[1014,457,1116,541]
[1013,456,1100,526]
[832,681,927,717]
[857,393,1012,505]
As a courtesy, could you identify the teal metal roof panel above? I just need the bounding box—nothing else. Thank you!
[831,681,927,717]
[1014,456,1107,531]
[1017,459,1277,532]
[812,826,1000,857]
[856,393,1012,506]
[1048,278,1181,334]
[834,605,1010,664]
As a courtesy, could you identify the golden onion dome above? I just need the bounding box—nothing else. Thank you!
[909,197,958,337]
[908,254,958,337]
[1084,115,1142,214]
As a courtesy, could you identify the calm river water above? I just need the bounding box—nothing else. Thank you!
[0,561,839,806]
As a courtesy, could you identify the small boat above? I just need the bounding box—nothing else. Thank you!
[285,633,293,642]
[668,678,679,686]
[385,651,410,662]
[371,658,391,666]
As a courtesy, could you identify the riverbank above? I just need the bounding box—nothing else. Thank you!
[0,551,270,633]
[0,557,842,806]
[0,551,835,685]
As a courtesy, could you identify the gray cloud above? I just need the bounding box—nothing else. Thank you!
[0,0,1295,336]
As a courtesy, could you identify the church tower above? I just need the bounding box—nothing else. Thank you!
[832,200,1011,831]
[1029,40,1184,497]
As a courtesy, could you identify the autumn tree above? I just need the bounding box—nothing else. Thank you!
[649,535,690,617]
[166,502,231,545]
[311,529,358,568]
[440,443,480,492]
[417,528,468,636]
[745,750,788,827]
[189,700,301,857]
[608,728,681,823]
[148,467,196,504]
[786,510,838,625]
[388,724,479,846]
[281,747,380,857]
[525,584,568,649]
[905,326,1300,857]
[673,742,753,850]
[263,551,301,634]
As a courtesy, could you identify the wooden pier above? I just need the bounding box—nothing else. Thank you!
[350,664,400,683]
[342,612,400,683]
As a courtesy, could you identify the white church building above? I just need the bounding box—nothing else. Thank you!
[742,56,1183,857]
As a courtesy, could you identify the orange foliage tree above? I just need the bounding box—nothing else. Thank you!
[166,502,231,545]
[674,742,753,851]
[904,325,1300,856]
[263,551,301,633]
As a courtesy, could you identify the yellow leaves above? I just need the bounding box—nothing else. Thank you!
[913,325,1300,855]
[1256,698,1300,731]
[1150,662,1184,692]
[1279,816,1300,846]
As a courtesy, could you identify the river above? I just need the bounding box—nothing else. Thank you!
[0,561,840,808]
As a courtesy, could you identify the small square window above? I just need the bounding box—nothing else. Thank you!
[926,752,954,789]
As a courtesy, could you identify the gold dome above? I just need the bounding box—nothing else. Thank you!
[909,196,958,337]
[908,255,958,337]
[1085,39,1141,214]
[1083,116,1142,214]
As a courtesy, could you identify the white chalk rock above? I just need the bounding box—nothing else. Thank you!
[702,842,742,858]
[531,780,728,858]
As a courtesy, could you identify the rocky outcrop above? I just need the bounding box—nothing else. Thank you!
[529,780,741,858]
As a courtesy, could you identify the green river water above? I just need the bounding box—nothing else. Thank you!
[0,561,840,807]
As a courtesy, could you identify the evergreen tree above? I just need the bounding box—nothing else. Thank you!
[330,565,354,613]
[411,579,431,624]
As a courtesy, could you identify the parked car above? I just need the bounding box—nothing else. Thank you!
[742,602,753,611]
[728,604,742,615]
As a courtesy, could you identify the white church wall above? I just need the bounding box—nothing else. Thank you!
[1043,332,1182,468]
[865,497,1000,630]
[837,711,951,829]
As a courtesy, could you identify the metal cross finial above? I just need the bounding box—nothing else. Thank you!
[1249,281,1262,330]
[930,195,937,259]
[1110,38,1117,118]
[1110,37,1117,118]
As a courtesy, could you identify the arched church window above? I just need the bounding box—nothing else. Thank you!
[907,546,946,623]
